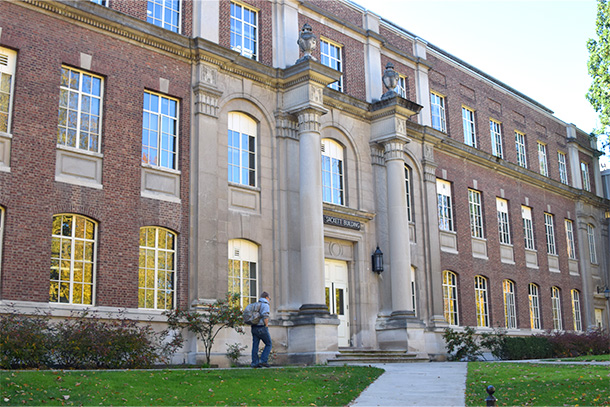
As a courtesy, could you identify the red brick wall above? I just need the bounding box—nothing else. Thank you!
[219,0,273,67]
[306,0,363,28]
[379,26,414,58]
[0,2,191,309]
[437,150,582,330]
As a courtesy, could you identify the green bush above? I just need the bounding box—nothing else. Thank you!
[0,310,53,369]
[502,336,553,360]
[442,326,482,361]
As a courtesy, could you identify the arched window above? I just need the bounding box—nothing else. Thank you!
[321,139,344,205]
[228,239,258,308]
[474,275,489,327]
[139,227,176,310]
[442,270,459,326]
[50,214,97,305]
[228,112,257,187]
[528,283,541,330]
[571,289,582,331]
[551,286,563,331]
[503,280,517,329]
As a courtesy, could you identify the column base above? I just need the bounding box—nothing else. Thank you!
[281,309,339,365]
[299,303,331,316]
[375,313,419,351]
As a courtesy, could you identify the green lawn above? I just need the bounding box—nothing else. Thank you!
[0,366,384,406]
[466,362,610,406]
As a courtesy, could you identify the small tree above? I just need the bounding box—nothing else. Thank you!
[164,292,244,366]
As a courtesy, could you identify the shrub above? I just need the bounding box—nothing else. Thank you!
[547,329,610,357]
[226,342,247,366]
[0,309,53,369]
[442,327,482,361]
[502,336,553,360]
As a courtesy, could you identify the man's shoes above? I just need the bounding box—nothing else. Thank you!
[251,364,260,368]
[259,363,270,368]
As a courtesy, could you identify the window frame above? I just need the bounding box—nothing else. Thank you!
[565,219,576,260]
[551,286,563,331]
[437,179,454,232]
[468,189,484,238]
[139,226,177,310]
[147,0,181,33]
[50,214,97,306]
[228,112,257,187]
[0,207,4,279]
[515,131,527,168]
[497,198,511,245]
[587,224,597,264]
[321,139,345,206]
[558,152,569,185]
[462,106,477,147]
[544,212,557,255]
[90,0,107,5]
[522,206,535,250]
[0,47,17,135]
[581,162,591,192]
[142,90,179,171]
[320,38,343,92]
[228,239,259,309]
[528,283,541,330]
[571,289,582,331]
[503,280,517,329]
[396,75,407,98]
[490,119,503,158]
[57,66,104,154]
[442,270,459,326]
[474,275,490,328]
[405,165,413,222]
[430,92,447,133]
[230,1,259,60]
[537,142,548,176]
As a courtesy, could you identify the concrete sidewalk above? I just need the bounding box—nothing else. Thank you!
[349,362,468,407]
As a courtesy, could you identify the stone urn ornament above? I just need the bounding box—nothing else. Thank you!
[296,23,317,63]
[381,62,400,99]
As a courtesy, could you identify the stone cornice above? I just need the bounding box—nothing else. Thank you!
[323,204,376,224]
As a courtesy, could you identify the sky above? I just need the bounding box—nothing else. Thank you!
[354,0,608,167]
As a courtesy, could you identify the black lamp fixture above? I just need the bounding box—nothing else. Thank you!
[597,286,610,301]
[372,246,384,274]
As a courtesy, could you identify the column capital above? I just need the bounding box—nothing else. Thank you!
[297,108,324,134]
[275,112,299,140]
[193,63,223,117]
[372,134,409,163]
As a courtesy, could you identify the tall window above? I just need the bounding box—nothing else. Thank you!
[490,120,503,158]
[50,214,97,305]
[228,112,257,187]
[565,219,576,260]
[0,207,4,277]
[396,75,407,98]
[90,0,107,5]
[503,280,517,329]
[147,0,180,33]
[462,107,476,147]
[587,224,597,264]
[515,131,527,168]
[581,162,591,192]
[551,286,563,330]
[321,139,344,205]
[405,166,412,222]
[0,47,17,134]
[537,142,548,176]
[58,67,103,153]
[411,267,417,315]
[468,189,484,238]
[474,275,489,327]
[497,198,511,245]
[437,179,454,231]
[571,289,582,331]
[558,152,569,185]
[528,283,541,330]
[430,92,446,133]
[139,227,176,310]
[442,271,459,326]
[228,239,258,308]
[320,39,343,92]
[230,2,258,60]
[142,91,179,170]
[544,213,556,255]
[522,206,535,250]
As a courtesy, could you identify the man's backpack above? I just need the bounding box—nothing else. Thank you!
[243,301,263,325]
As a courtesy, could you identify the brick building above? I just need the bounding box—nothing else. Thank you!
[0,0,608,365]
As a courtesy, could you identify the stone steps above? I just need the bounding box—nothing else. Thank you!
[327,349,429,365]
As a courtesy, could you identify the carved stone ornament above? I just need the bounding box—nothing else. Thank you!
[381,62,400,99]
[296,23,317,63]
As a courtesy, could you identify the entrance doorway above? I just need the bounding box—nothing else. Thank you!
[324,259,350,347]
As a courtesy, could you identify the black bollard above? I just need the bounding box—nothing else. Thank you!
[485,385,497,407]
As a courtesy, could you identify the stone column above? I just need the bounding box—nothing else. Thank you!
[382,136,414,314]
[576,216,596,330]
[297,108,328,313]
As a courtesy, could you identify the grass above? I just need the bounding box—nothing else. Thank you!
[556,354,610,362]
[0,366,384,406]
[466,362,610,406]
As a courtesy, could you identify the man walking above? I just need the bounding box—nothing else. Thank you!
[251,291,272,368]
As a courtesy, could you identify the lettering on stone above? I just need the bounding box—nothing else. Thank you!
[323,215,361,230]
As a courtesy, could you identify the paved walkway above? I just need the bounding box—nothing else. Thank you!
[349,362,469,406]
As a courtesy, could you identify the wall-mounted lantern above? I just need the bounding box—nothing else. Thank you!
[597,286,610,301]
[372,246,384,274]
